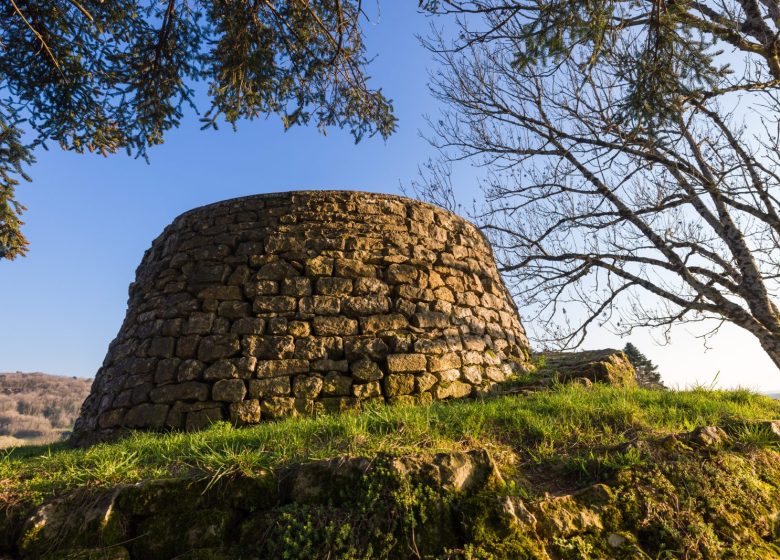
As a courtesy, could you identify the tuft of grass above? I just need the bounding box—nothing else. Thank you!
[1,385,779,508]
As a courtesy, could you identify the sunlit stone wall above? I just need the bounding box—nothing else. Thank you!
[72,191,530,445]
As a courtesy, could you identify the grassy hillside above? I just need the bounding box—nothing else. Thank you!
[0,373,91,447]
[3,385,780,558]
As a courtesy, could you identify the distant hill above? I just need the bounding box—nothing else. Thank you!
[0,372,92,448]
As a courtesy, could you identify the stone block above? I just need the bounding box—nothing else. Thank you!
[416,373,438,393]
[230,400,261,425]
[386,264,418,284]
[344,337,389,361]
[197,285,242,300]
[335,258,375,278]
[433,381,473,400]
[218,300,251,319]
[353,381,382,399]
[244,335,295,359]
[177,359,205,382]
[212,379,247,402]
[231,318,266,335]
[197,335,240,362]
[316,277,353,296]
[312,316,358,336]
[411,312,450,329]
[183,312,216,335]
[306,256,334,277]
[360,314,409,335]
[282,276,312,297]
[387,353,427,373]
[342,296,390,317]
[293,375,324,399]
[288,321,311,338]
[248,377,291,398]
[261,397,296,419]
[203,360,237,381]
[384,374,415,397]
[322,372,353,396]
[150,382,209,403]
[255,260,299,280]
[428,353,462,373]
[185,404,225,431]
[253,296,297,313]
[351,358,384,382]
[256,359,310,377]
[124,403,169,428]
[294,336,343,360]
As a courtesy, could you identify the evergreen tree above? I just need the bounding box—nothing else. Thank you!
[623,343,664,389]
[1,0,396,260]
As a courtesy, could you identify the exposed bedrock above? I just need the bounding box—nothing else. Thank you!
[72,191,530,445]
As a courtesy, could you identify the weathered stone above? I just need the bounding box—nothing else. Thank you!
[351,358,384,382]
[149,382,209,403]
[411,312,450,329]
[299,295,341,316]
[203,360,237,381]
[462,365,483,384]
[183,312,216,335]
[231,318,266,335]
[428,352,462,373]
[197,285,242,300]
[177,359,205,382]
[322,372,353,396]
[316,277,353,296]
[261,397,296,419]
[386,264,418,284]
[353,381,382,399]
[384,374,415,397]
[248,377,291,398]
[253,296,297,313]
[387,353,427,373]
[335,258,375,278]
[155,358,181,385]
[312,316,358,336]
[416,372,438,393]
[288,320,311,338]
[306,256,334,277]
[197,335,240,362]
[267,317,288,334]
[124,403,169,428]
[360,313,408,335]
[294,336,343,360]
[244,335,295,359]
[230,399,261,425]
[212,379,247,402]
[344,337,389,360]
[256,359,310,377]
[256,260,299,280]
[433,381,473,400]
[342,296,390,316]
[282,276,312,297]
[293,375,324,399]
[185,403,224,430]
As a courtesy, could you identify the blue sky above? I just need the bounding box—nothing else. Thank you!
[1,3,778,390]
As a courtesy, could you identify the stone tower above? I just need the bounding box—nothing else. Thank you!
[72,191,530,445]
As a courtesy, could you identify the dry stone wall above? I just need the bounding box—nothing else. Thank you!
[72,191,530,444]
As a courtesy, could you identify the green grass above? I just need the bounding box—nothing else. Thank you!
[2,384,779,507]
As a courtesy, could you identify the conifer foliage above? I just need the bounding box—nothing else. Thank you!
[623,343,664,389]
[0,0,396,260]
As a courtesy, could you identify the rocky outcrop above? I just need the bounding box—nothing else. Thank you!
[538,349,637,386]
[72,191,530,445]
[5,450,500,560]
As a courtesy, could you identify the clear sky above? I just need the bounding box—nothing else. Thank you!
[1,3,777,391]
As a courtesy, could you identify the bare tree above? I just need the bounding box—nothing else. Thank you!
[417,1,780,370]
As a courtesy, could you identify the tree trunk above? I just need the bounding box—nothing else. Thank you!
[755,331,780,371]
